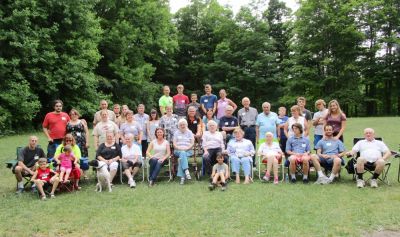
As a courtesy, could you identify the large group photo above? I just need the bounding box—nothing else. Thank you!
[1,0,400,236]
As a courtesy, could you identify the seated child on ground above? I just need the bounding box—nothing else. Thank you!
[208,152,229,191]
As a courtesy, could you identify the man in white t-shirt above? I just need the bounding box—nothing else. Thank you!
[347,128,391,188]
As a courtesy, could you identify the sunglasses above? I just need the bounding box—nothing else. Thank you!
[65,139,73,142]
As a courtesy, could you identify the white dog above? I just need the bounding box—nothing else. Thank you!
[89,160,112,192]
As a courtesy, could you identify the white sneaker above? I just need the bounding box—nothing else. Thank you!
[262,176,270,182]
[180,178,185,185]
[318,176,330,185]
[356,179,365,188]
[185,170,191,180]
[130,180,136,188]
[370,179,378,188]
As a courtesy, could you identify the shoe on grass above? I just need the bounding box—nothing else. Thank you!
[290,178,296,184]
[180,178,185,185]
[303,178,309,184]
[356,179,365,188]
[130,180,136,188]
[370,179,378,188]
[208,183,215,191]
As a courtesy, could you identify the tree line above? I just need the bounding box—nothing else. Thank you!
[0,0,399,133]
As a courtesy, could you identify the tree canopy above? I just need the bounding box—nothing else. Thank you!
[0,0,398,133]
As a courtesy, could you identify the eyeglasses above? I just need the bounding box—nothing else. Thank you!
[65,139,72,142]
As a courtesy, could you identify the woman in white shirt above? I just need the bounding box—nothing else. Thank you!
[146,127,171,186]
[257,132,284,184]
[202,120,225,176]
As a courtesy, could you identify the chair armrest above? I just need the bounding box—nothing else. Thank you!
[6,160,18,169]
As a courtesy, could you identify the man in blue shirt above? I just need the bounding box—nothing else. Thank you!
[311,124,346,184]
[256,102,280,145]
[200,84,217,116]
[286,123,311,183]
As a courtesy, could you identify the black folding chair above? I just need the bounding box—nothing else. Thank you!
[351,137,392,185]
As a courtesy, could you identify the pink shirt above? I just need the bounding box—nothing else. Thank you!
[59,153,74,169]
[217,98,229,119]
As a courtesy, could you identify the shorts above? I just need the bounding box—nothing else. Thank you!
[60,167,72,173]
[121,160,142,170]
[289,154,310,164]
[261,154,283,164]
[319,157,345,169]
[365,161,376,171]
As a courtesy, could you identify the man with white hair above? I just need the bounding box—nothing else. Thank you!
[218,105,238,143]
[347,128,391,188]
[256,102,280,144]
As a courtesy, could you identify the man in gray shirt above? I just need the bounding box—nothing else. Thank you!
[237,97,258,166]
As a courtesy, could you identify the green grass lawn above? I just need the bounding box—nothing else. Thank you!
[1,117,400,237]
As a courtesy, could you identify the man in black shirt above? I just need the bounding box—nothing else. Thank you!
[219,105,238,143]
[14,136,45,193]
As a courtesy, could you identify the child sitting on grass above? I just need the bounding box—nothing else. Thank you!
[56,145,77,183]
[208,152,229,191]
[31,158,60,200]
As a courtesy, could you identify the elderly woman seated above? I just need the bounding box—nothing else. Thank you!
[227,128,255,184]
[95,132,122,183]
[121,133,142,188]
[257,132,284,184]
[173,119,195,185]
[202,120,225,176]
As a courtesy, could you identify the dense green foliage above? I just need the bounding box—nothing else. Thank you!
[0,0,399,132]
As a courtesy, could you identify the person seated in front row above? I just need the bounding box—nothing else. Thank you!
[96,132,122,184]
[227,128,255,184]
[219,105,238,143]
[173,119,195,185]
[286,123,311,184]
[146,128,171,187]
[208,152,229,191]
[202,120,225,176]
[346,128,391,188]
[311,124,346,184]
[121,134,142,188]
[14,136,46,194]
[257,132,284,184]
[32,158,60,200]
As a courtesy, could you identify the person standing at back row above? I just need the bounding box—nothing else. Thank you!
[200,84,217,117]
[173,84,189,119]
[297,97,312,134]
[42,99,70,159]
[93,99,116,126]
[159,85,173,115]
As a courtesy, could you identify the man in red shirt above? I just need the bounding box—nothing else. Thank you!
[173,84,189,118]
[42,100,70,158]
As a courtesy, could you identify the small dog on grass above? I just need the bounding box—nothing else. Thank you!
[88,160,112,192]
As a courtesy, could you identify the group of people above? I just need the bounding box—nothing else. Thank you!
[12,84,392,198]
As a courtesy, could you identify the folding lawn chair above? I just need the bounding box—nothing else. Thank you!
[6,146,40,189]
[118,155,146,184]
[350,137,392,185]
[146,155,173,183]
[257,154,285,182]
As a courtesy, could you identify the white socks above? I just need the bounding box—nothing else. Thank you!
[18,181,24,189]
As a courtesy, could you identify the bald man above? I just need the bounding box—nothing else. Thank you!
[347,128,391,188]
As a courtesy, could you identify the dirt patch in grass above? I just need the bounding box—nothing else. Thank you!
[365,230,400,237]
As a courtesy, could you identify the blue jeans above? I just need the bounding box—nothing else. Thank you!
[230,156,252,176]
[174,150,193,177]
[149,158,167,181]
[47,139,63,159]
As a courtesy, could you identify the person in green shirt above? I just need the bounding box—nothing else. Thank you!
[159,85,173,115]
